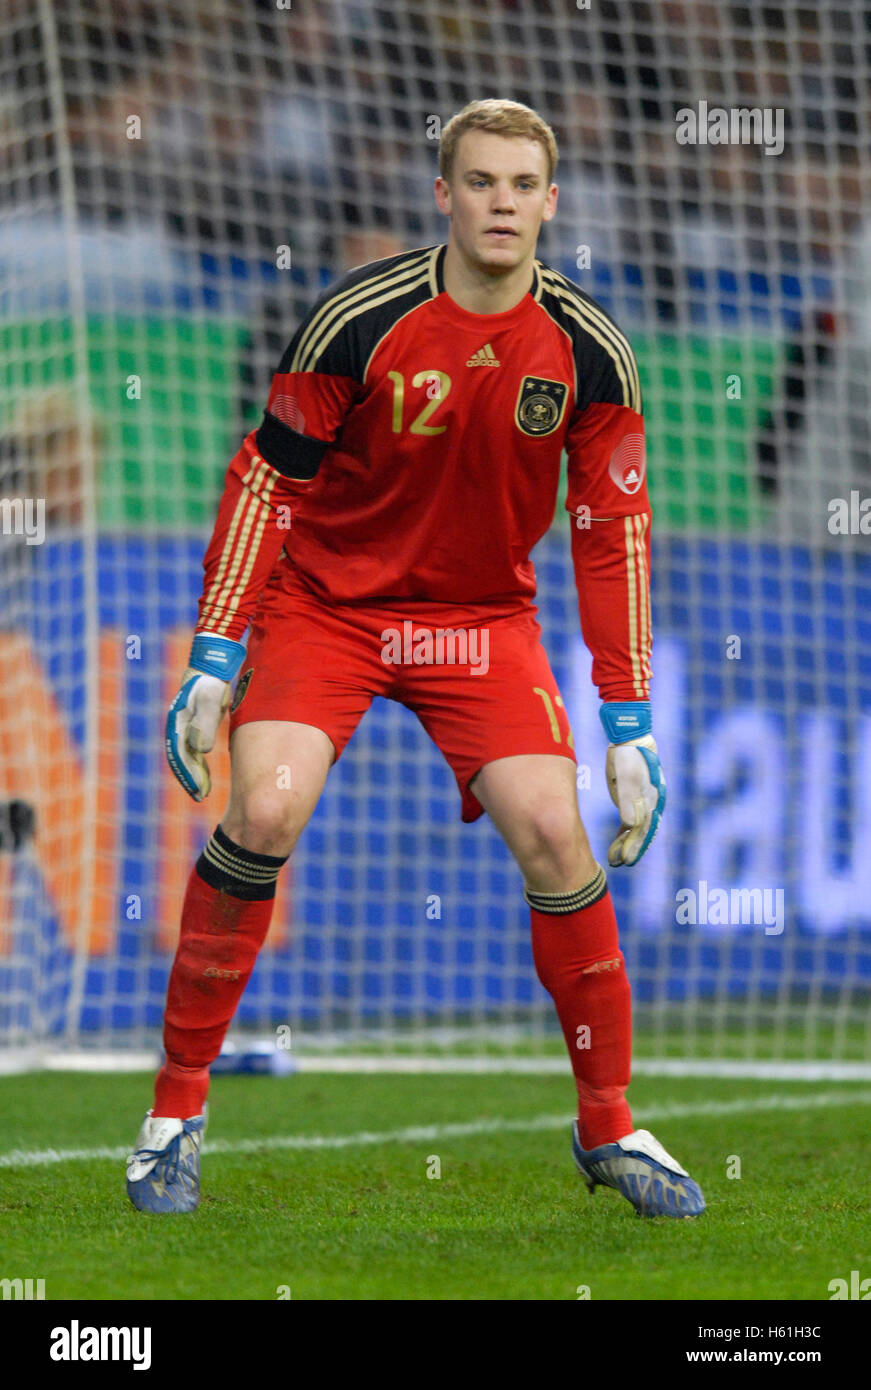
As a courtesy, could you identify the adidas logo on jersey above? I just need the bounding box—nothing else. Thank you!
[466,343,500,367]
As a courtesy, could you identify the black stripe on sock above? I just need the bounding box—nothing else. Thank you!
[195,825,288,901]
[524,865,608,915]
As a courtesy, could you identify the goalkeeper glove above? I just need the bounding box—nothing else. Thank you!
[165,632,247,802]
[599,701,666,867]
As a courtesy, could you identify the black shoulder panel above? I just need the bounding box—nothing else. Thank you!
[277,245,441,382]
[535,260,642,415]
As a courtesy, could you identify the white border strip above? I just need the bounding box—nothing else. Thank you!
[2,1089,870,1170]
[2,1049,871,1081]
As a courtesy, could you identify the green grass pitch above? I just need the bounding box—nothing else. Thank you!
[1,1070,869,1301]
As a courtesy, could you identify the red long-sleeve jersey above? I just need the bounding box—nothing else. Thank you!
[196,244,651,701]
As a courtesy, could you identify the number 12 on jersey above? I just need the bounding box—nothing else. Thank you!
[388,370,452,434]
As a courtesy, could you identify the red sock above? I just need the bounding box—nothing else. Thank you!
[153,824,287,1118]
[527,866,633,1149]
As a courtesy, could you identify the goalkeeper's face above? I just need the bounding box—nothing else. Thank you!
[435,132,557,275]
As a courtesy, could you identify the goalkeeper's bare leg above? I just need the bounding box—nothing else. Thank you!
[470,752,704,1218]
[127,720,333,1213]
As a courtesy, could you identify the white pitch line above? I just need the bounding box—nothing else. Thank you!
[1,1088,870,1170]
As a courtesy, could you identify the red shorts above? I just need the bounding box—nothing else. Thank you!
[228,565,577,822]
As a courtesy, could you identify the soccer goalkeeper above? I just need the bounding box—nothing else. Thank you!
[127,99,703,1219]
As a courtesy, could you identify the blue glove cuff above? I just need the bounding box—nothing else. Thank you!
[189,633,247,683]
[599,701,652,744]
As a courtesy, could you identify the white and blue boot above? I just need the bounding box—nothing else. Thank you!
[572,1122,705,1218]
[126,1109,206,1213]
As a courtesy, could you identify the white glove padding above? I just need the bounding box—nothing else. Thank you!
[165,667,233,802]
[604,732,666,867]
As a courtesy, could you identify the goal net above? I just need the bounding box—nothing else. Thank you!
[1,0,869,1064]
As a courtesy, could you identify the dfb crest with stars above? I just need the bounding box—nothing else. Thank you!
[514,376,569,437]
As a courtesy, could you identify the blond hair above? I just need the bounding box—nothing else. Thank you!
[439,99,558,185]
